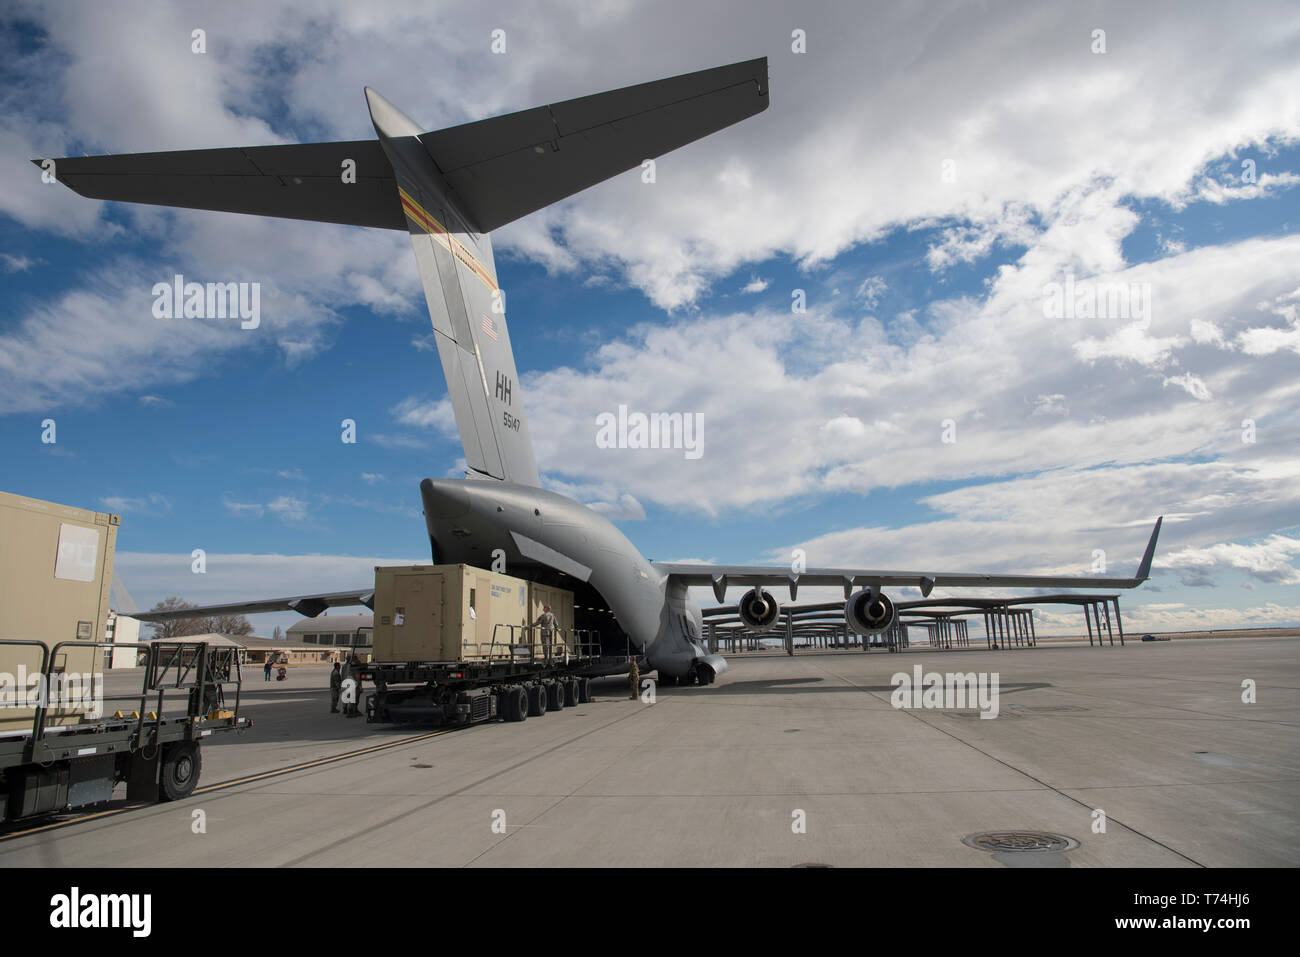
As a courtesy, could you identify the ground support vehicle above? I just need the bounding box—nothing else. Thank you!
[361,626,609,726]
[0,639,250,823]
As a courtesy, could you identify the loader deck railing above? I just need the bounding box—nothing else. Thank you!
[485,624,603,666]
[0,638,244,765]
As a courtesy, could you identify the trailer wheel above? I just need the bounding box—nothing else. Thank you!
[563,679,580,708]
[546,681,565,711]
[577,678,591,704]
[526,684,548,717]
[503,686,528,722]
[159,742,201,802]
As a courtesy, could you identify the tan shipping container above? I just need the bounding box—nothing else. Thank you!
[372,564,536,662]
[0,490,116,731]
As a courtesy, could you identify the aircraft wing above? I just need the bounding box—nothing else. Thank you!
[656,518,1163,601]
[131,588,375,623]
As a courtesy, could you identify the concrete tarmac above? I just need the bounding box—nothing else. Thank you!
[1,637,1296,867]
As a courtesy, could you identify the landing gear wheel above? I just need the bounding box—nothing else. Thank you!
[546,681,565,711]
[577,677,591,703]
[563,678,580,708]
[659,672,678,687]
[159,741,201,802]
[527,684,547,717]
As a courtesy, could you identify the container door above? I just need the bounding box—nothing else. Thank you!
[473,574,494,654]
[394,572,443,660]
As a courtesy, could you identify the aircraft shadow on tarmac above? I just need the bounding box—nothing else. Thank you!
[206,678,666,744]
[198,677,1057,747]
[652,678,1053,697]
[200,688,415,747]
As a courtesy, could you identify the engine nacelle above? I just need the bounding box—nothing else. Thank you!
[845,588,897,635]
[738,588,781,630]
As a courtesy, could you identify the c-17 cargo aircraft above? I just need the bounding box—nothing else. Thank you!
[41,57,1162,684]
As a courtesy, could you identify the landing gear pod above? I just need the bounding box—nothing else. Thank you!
[845,588,897,634]
[693,654,728,685]
[738,588,781,630]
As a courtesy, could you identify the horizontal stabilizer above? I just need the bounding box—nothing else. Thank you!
[35,140,404,229]
[422,57,769,232]
[36,57,768,236]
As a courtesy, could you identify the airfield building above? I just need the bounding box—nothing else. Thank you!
[286,614,373,661]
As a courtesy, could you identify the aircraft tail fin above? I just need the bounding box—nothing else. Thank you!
[365,58,769,486]
[37,58,770,488]
[366,87,537,485]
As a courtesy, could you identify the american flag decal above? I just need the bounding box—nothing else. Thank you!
[480,314,498,341]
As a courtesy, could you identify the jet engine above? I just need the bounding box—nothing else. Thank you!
[845,588,896,634]
[738,587,781,630]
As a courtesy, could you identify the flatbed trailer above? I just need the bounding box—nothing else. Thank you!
[0,638,251,824]
[361,625,610,725]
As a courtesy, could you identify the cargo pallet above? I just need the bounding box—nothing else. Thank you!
[0,639,250,824]
[361,625,607,725]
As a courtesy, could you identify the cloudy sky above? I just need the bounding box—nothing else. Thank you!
[2,0,1298,638]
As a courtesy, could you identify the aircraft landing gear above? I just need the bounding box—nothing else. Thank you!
[679,660,716,686]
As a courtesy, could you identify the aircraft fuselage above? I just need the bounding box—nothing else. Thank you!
[419,478,724,681]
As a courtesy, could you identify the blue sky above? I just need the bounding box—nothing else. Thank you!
[2,1,1299,636]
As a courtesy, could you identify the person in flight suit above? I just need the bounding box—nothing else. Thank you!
[534,605,557,657]
[329,661,342,713]
[344,655,363,717]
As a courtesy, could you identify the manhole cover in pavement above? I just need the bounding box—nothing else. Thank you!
[963,831,1079,853]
